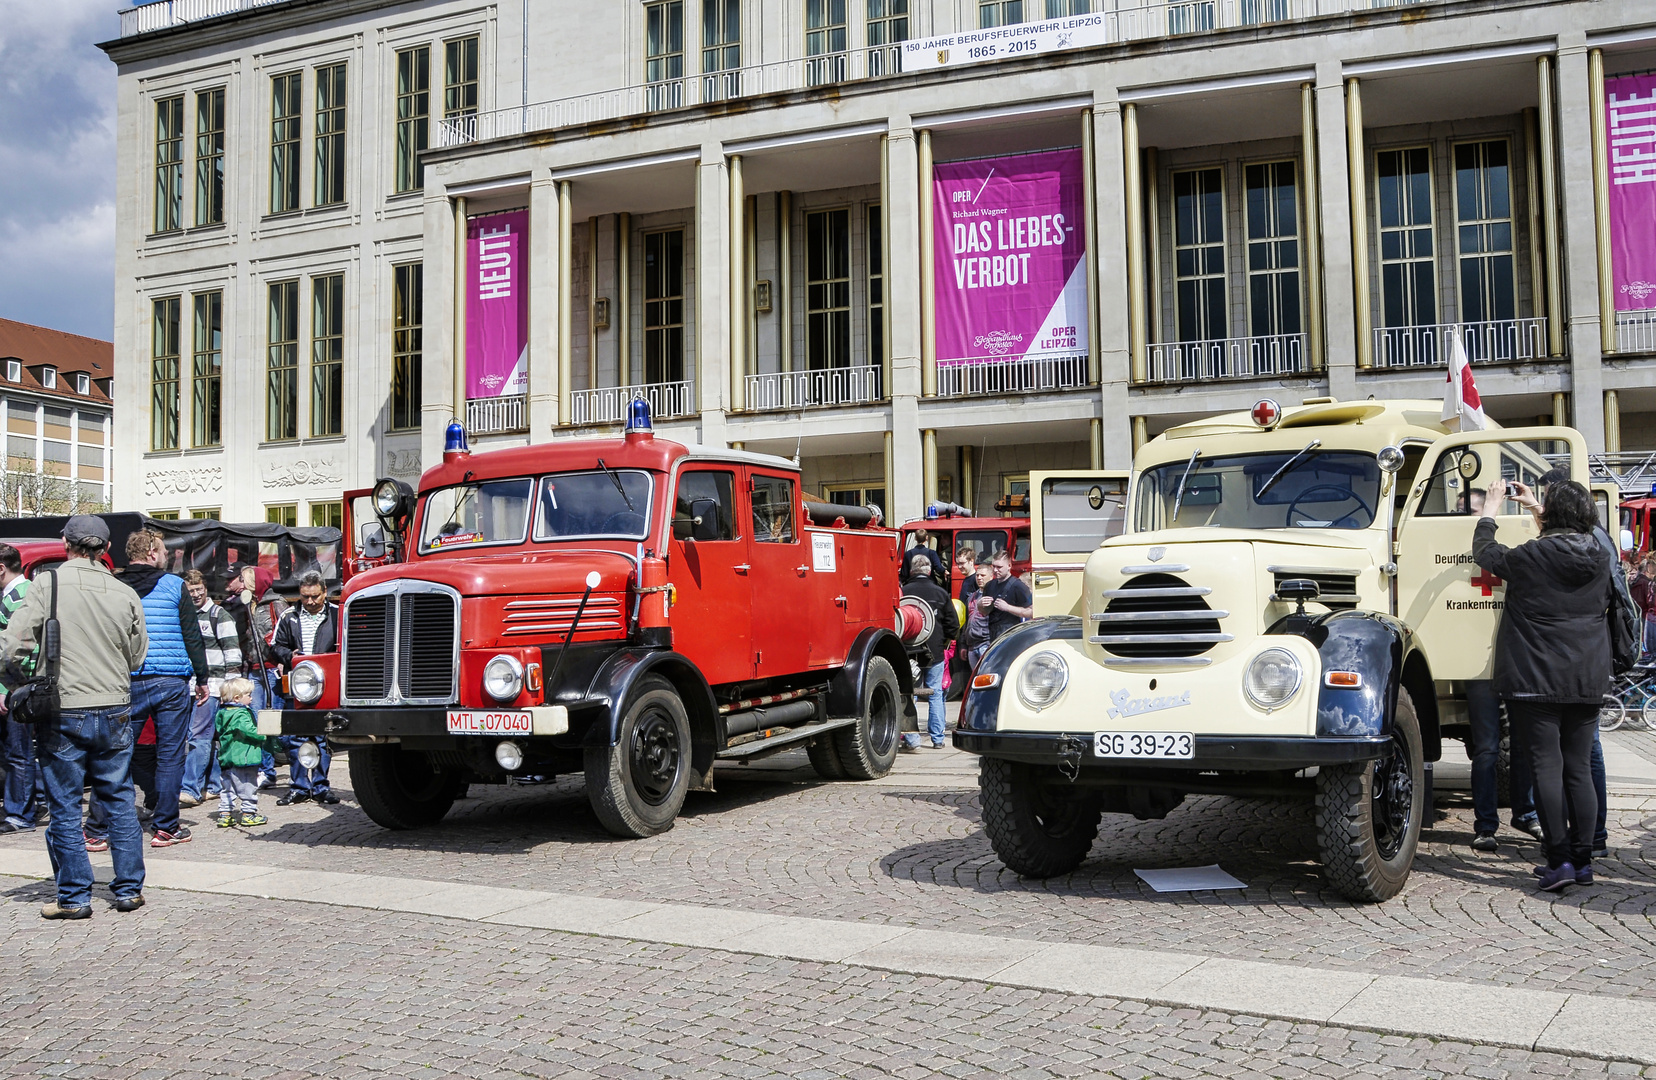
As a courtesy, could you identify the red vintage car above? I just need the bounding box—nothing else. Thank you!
[274,402,914,838]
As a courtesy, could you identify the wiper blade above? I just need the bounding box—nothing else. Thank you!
[596,458,635,512]
[1171,449,1201,521]
[1257,440,1323,501]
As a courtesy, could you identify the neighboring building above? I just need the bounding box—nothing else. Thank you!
[103,0,1656,524]
[0,319,115,514]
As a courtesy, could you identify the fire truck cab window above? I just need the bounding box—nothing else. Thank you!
[533,470,653,540]
[420,478,532,552]
[955,529,1010,564]
[751,474,796,543]
[674,470,735,541]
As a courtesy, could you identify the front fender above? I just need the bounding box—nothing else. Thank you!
[828,626,918,724]
[1269,610,1406,739]
[958,617,1084,733]
[584,648,718,747]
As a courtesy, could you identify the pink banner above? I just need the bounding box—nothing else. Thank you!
[466,210,529,398]
[1607,74,1656,312]
[932,148,1088,365]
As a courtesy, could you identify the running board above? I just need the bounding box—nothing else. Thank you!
[716,716,859,761]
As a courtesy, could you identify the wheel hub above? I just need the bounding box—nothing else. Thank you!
[630,709,682,806]
[1370,735,1415,860]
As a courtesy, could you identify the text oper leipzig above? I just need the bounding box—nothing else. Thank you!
[902,15,1110,72]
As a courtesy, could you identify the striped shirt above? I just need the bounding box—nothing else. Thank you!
[194,600,243,696]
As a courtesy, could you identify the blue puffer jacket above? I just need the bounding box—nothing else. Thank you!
[123,566,206,680]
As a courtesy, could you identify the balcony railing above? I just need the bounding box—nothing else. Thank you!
[936,355,1089,398]
[744,365,883,412]
[118,0,287,37]
[1616,310,1656,355]
[466,394,527,435]
[1143,333,1306,384]
[1373,317,1549,368]
[570,380,696,427]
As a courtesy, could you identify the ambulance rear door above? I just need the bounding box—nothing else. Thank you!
[1028,470,1129,618]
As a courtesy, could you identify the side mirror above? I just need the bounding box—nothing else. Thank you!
[690,498,722,542]
[360,523,387,561]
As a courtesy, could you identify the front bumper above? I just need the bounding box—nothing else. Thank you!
[265,706,574,740]
[953,730,1389,771]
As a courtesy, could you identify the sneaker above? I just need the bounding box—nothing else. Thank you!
[313,791,340,805]
[0,819,31,834]
[83,833,108,853]
[40,902,91,920]
[1537,863,1577,892]
[1592,846,1611,859]
[149,826,192,848]
[217,813,238,829]
[1471,833,1498,852]
[276,791,309,806]
[1576,865,1595,886]
[258,774,276,789]
[177,793,201,808]
[898,742,918,754]
[110,894,145,912]
[238,813,267,827]
[1511,817,1544,840]
[930,742,946,749]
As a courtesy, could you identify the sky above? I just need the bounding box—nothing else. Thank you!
[0,3,123,342]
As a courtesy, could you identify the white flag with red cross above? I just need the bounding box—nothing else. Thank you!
[1441,330,1487,432]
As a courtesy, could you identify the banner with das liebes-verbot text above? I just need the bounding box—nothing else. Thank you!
[1607,73,1656,312]
[932,148,1088,367]
[465,210,529,398]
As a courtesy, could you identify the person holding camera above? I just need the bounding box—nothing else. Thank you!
[0,516,149,919]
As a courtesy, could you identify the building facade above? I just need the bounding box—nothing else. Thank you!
[0,320,115,515]
[103,0,1656,525]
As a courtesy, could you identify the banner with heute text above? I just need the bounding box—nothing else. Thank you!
[1607,73,1656,312]
[466,210,529,398]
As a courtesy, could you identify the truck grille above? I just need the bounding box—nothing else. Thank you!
[341,584,459,706]
[1270,567,1360,609]
[1091,572,1232,663]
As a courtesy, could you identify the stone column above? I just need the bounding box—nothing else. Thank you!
[1093,89,1133,468]
[1315,62,1357,399]
[696,142,730,445]
[526,172,559,438]
[887,116,925,522]
[1556,33,1606,450]
[421,193,456,469]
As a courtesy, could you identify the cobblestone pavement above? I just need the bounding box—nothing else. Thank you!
[0,884,1646,1080]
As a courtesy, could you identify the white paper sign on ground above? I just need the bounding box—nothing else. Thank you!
[1133,865,1246,893]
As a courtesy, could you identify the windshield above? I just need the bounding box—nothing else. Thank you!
[420,479,534,552]
[534,470,653,540]
[1134,451,1383,532]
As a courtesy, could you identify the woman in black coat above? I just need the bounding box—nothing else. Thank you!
[1472,478,1614,891]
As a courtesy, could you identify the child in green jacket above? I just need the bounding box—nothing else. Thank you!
[214,678,268,827]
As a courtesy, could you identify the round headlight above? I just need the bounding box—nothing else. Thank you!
[289,660,325,704]
[294,740,322,771]
[373,478,404,517]
[483,654,524,703]
[1244,648,1302,711]
[495,740,525,771]
[1016,650,1070,711]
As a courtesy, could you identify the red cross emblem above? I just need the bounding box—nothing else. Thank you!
[1251,399,1281,427]
[1470,570,1503,596]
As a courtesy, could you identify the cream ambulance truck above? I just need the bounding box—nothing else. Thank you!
[954,397,1587,902]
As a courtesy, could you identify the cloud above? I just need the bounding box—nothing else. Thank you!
[0,2,121,341]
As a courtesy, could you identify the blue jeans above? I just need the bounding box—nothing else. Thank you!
[129,675,192,835]
[1470,681,1534,835]
[253,671,281,782]
[36,708,145,906]
[1645,617,1656,658]
[181,694,221,799]
[1591,729,1608,850]
[905,659,947,748]
[280,736,332,794]
[3,715,41,827]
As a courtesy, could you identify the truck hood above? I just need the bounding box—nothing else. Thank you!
[1103,527,1379,553]
[343,549,636,600]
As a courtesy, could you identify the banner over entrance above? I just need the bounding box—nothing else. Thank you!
[1607,73,1656,312]
[932,148,1088,368]
[466,210,529,398]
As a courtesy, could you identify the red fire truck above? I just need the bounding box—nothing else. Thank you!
[268,401,915,838]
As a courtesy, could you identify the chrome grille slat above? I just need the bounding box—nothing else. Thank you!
[1093,609,1230,623]
[1091,633,1234,644]
[1095,571,1224,660]
[1100,586,1211,600]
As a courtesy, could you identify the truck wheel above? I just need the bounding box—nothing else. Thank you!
[807,736,848,779]
[350,745,461,830]
[1315,687,1424,903]
[585,675,691,838]
[833,656,901,780]
[979,757,1101,878]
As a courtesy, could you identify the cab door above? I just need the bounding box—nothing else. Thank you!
[668,467,754,686]
[1028,470,1130,617]
[746,470,812,677]
[1394,426,1587,681]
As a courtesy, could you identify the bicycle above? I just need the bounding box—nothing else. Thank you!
[1602,663,1656,731]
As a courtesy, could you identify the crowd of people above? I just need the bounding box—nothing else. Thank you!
[0,520,341,919]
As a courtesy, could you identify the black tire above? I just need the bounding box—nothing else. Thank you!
[806,735,848,779]
[978,756,1102,878]
[833,656,902,780]
[1315,687,1424,902]
[584,675,692,838]
[349,745,462,830]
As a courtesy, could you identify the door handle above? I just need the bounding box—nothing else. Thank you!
[1032,572,1059,586]
[734,564,751,574]
[795,565,809,574]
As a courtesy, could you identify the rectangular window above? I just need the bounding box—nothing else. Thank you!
[806,208,851,370]
[1244,161,1301,338]
[154,96,184,233]
[191,291,222,447]
[806,0,847,84]
[267,280,299,441]
[314,62,346,207]
[151,297,181,450]
[311,273,344,437]
[867,204,884,369]
[1240,0,1288,22]
[702,0,739,100]
[1173,168,1227,342]
[644,230,686,385]
[825,484,886,522]
[265,504,298,527]
[392,262,423,431]
[751,475,797,543]
[1377,147,1437,329]
[190,507,221,520]
[444,36,479,118]
[194,89,224,226]
[646,2,684,110]
[866,0,907,77]
[1046,0,1088,14]
[150,511,181,522]
[673,471,735,542]
[979,1,1022,27]
[395,46,430,193]
[269,72,301,214]
[1167,0,1216,33]
[310,501,343,529]
[1455,140,1516,330]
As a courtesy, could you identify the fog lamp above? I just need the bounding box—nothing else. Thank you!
[495,740,524,771]
[1016,651,1070,711]
[1244,648,1302,711]
[483,654,524,703]
[294,740,322,771]
[289,660,325,705]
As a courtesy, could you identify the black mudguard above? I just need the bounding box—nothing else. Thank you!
[1268,609,1410,740]
[957,617,1084,734]
[827,626,918,725]
[582,648,720,772]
